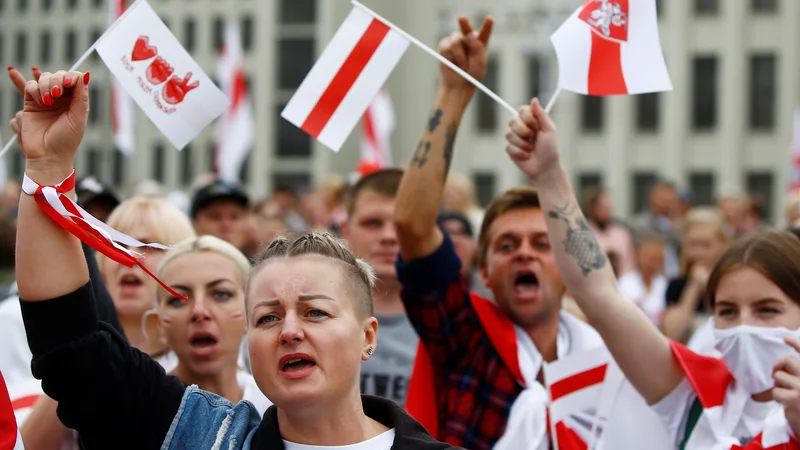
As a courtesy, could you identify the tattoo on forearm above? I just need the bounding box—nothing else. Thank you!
[547,204,607,276]
[412,140,431,168]
[442,125,457,178]
[428,109,443,132]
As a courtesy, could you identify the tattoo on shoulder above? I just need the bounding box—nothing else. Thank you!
[428,109,443,132]
[547,204,607,276]
[442,125,457,177]
[412,140,431,168]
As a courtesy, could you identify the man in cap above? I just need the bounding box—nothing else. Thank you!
[191,179,249,251]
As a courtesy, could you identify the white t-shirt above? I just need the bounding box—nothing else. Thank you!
[283,429,395,450]
[652,378,780,447]
[618,272,668,326]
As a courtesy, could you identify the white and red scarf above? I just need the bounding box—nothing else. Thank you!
[0,371,24,450]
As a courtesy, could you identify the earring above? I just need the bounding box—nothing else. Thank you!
[366,346,374,357]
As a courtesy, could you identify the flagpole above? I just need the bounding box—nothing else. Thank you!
[545,88,561,114]
[351,0,518,116]
[0,0,147,159]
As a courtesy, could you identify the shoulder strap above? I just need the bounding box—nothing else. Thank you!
[679,397,704,450]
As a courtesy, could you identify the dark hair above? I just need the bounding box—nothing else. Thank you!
[345,169,403,217]
[248,232,376,318]
[477,186,541,268]
[706,230,800,308]
[581,187,607,212]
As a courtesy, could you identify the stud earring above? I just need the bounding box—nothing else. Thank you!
[366,346,374,357]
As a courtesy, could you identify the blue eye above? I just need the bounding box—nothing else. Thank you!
[308,309,329,319]
[213,290,233,301]
[166,297,186,307]
[257,314,278,325]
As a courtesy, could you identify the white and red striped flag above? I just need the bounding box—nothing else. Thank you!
[0,372,24,450]
[550,0,671,96]
[281,6,409,152]
[108,0,135,154]
[788,108,800,191]
[358,87,394,176]
[215,21,254,184]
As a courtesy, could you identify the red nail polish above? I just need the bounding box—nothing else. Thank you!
[7,66,13,72]
[64,77,72,86]
[32,66,38,72]
[52,85,62,98]
[83,72,91,85]
[43,93,53,106]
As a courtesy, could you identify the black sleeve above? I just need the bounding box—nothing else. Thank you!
[20,283,185,450]
[665,277,687,306]
[82,243,125,338]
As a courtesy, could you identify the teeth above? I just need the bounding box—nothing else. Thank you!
[287,359,301,364]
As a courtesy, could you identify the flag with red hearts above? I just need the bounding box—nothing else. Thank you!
[94,0,229,150]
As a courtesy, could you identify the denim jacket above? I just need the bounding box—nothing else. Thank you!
[161,387,461,450]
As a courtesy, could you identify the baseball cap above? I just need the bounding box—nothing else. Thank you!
[76,176,121,211]
[437,211,474,238]
[190,180,249,218]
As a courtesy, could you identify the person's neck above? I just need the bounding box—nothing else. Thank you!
[278,391,388,445]
[525,314,561,365]
[641,271,655,290]
[372,278,405,317]
[172,362,243,404]
[120,315,163,356]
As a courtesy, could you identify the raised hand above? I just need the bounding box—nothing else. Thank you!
[438,16,493,93]
[773,337,800,438]
[7,66,42,143]
[21,70,90,183]
[505,98,560,184]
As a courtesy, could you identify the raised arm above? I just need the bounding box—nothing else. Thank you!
[395,16,493,261]
[505,98,684,404]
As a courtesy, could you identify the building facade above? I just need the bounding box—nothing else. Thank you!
[0,0,796,222]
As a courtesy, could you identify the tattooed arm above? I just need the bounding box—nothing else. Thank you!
[395,16,493,260]
[506,98,684,405]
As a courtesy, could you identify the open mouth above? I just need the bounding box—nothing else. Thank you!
[120,274,143,287]
[514,271,540,297]
[190,333,219,348]
[281,354,317,373]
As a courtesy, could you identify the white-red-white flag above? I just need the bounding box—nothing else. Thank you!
[358,88,394,176]
[215,21,254,184]
[0,372,24,450]
[281,7,409,152]
[550,0,671,96]
[109,0,135,154]
[95,0,229,150]
[788,109,800,191]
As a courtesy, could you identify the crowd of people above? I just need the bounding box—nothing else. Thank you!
[2,13,800,450]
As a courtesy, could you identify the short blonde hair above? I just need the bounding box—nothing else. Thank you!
[249,232,376,318]
[679,207,729,274]
[98,197,195,278]
[156,235,251,299]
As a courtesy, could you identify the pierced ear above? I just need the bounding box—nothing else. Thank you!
[362,317,378,361]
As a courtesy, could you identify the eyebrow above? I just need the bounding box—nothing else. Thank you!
[168,279,236,292]
[251,294,335,310]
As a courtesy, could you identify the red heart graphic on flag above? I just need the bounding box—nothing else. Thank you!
[579,0,629,42]
[131,36,157,61]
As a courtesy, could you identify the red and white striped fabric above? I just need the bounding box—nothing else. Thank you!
[0,372,24,450]
[358,88,394,176]
[788,109,800,191]
[550,0,671,96]
[215,21,254,184]
[281,7,409,152]
[21,170,184,300]
[108,0,135,154]
[669,341,800,450]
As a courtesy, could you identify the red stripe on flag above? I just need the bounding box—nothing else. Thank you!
[587,32,628,96]
[363,104,379,151]
[555,421,589,450]
[11,394,39,411]
[301,19,390,138]
[550,364,608,401]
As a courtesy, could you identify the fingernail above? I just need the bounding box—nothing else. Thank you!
[52,85,62,98]
[32,66,38,72]
[7,66,13,71]
[83,72,91,85]
[64,76,72,86]
[43,93,52,106]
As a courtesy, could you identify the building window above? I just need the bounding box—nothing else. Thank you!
[752,0,777,13]
[632,172,657,214]
[239,153,251,183]
[15,32,26,65]
[93,0,102,7]
[527,55,541,100]
[473,172,496,207]
[112,148,125,187]
[277,39,314,90]
[746,172,774,220]
[11,87,22,116]
[578,173,603,203]
[212,16,225,52]
[42,0,52,11]
[476,58,498,133]
[87,148,102,180]
[16,0,25,12]
[65,30,78,62]
[749,54,776,130]
[0,0,5,12]
[582,96,604,132]
[12,147,23,180]
[40,31,51,64]
[182,18,196,53]
[67,0,79,10]
[0,33,5,63]
[276,104,311,157]
[88,87,101,124]
[181,143,193,186]
[692,56,718,130]
[695,0,719,14]
[656,0,664,17]
[280,0,316,24]
[636,93,660,132]
[153,143,166,182]
[273,173,311,191]
[689,172,715,206]
[90,29,102,61]
[241,15,255,52]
